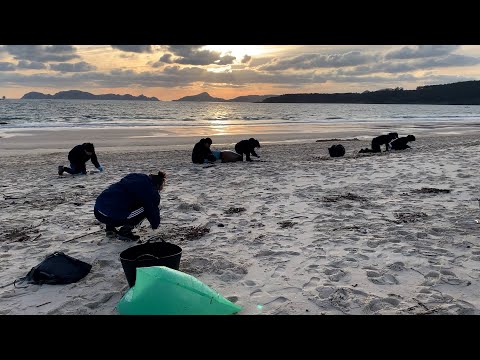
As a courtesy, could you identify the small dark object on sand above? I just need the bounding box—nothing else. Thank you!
[394,212,428,223]
[184,225,210,241]
[225,207,246,214]
[323,193,366,202]
[414,187,451,194]
[328,144,346,158]
[218,223,225,227]
[278,220,296,229]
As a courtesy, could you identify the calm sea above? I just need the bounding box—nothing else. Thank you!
[2,100,480,135]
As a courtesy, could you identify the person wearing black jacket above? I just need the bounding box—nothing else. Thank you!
[235,138,261,161]
[94,171,166,241]
[391,135,416,150]
[192,138,216,164]
[359,132,398,153]
[58,143,104,175]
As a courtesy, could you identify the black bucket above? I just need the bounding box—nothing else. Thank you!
[119,241,182,288]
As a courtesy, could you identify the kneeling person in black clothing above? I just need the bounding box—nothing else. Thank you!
[391,135,415,150]
[94,171,166,241]
[192,138,217,164]
[359,132,398,153]
[58,143,104,175]
[235,138,261,161]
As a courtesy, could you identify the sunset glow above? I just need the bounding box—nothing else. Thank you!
[0,45,479,100]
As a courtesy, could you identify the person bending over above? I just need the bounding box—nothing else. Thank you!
[391,135,415,150]
[192,138,217,164]
[94,171,166,241]
[359,132,398,153]
[235,138,261,161]
[58,142,104,175]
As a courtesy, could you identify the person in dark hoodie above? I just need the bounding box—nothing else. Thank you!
[391,135,416,150]
[359,132,398,153]
[192,138,217,164]
[235,138,261,161]
[94,171,166,241]
[58,143,104,175]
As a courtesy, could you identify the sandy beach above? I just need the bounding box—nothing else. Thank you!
[1,131,480,315]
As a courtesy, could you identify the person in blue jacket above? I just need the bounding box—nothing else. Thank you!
[58,143,104,175]
[94,171,166,241]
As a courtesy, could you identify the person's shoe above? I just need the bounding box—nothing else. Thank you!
[58,166,64,175]
[117,229,140,242]
[105,225,118,238]
[106,229,118,238]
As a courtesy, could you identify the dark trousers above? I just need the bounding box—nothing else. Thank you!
[94,208,145,231]
[371,141,382,153]
[63,162,86,175]
[235,145,251,161]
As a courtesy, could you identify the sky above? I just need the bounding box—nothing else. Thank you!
[1,45,480,100]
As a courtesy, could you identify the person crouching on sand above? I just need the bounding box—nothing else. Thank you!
[58,142,104,175]
[391,135,416,150]
[192,137,218,164]
[235,138,261,161]
[93,171,166,241]
[359,132,398,153]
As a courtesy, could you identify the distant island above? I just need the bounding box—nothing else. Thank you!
[262,81,480,105]
[174,92,276,103]
[174,92,227,102]
[22,90,159,101]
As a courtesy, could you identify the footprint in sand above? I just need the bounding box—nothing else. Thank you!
[366,270,399,285]
[421,271,440,286]
[272,264,286,278]
[243,279,256,287]
[250,289,263,297]
[316,286,336,299]
[303,277,321,291]
[324,268,350,282]
[387,262,406,272]
[263,296,289,309]
[363,297,401,314]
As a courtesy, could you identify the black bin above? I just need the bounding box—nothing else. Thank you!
[119,241,182,288]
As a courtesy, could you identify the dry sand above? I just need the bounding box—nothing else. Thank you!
[1,132,480,315]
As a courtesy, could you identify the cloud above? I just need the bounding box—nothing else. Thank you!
[3,45,79,62]
[17,60,47,69]
[385,45,460,60]
[241,55,252,64]
[111,45,154,53]
[152,54,173,68]
[262,51,377,71]
[335,54,480,76]
[216,55,236,65]
[119,53,138,59]
[0,62,16,71]
[0,66,325,89]
[158,46,237,66]
[50,61,97,72]
[166,45,204,57]
[249,57,273,67]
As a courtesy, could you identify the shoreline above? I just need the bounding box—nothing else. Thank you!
[2,125,480,155]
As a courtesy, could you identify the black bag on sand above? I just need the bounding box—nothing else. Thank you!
[16,252,92,286]
[328,144,346,157]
